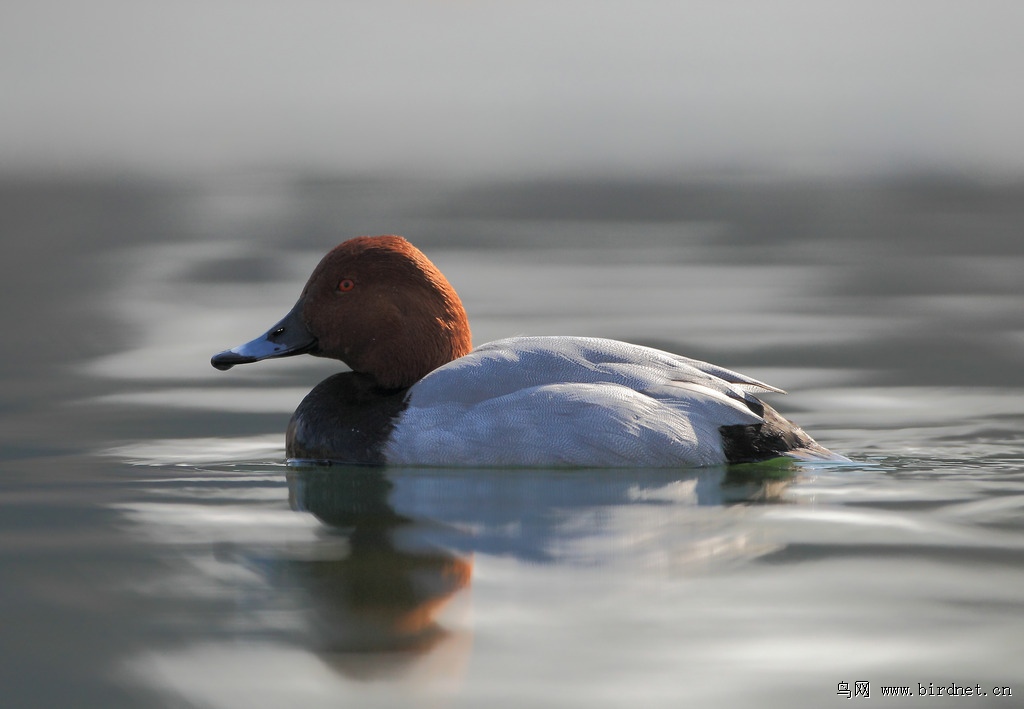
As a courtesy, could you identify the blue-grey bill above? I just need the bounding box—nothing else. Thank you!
[211,302,315,371]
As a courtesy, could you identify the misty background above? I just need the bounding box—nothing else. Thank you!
[3,0,1022,179]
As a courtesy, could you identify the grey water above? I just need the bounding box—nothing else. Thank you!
[2,175,1023,708]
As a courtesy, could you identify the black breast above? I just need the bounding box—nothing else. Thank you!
[286,372,409,464]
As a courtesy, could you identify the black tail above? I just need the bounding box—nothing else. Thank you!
[720,401,843,464]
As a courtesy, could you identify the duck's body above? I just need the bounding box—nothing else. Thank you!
[213,236,845,467]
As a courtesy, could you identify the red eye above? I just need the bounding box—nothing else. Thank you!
[338,279,355,292]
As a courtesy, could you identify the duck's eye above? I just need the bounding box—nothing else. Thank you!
[338,279,355,292]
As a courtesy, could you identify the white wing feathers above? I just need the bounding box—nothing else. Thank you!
[384,336,781,467]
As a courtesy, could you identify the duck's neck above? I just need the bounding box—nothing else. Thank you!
[351,290,472,391]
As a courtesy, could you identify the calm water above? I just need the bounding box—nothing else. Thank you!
[2,176,1023,707]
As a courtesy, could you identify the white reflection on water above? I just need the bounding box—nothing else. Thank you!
[126,638,473,709]
[112,501,322,547]
[787,387,1024,427]
[759,504,1024,549]
[92,387,307,413]
[103,435,285,465]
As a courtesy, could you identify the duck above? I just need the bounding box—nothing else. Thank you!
[211,235,846,467]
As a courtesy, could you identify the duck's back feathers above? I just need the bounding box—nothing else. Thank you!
[405,336,777,407]
[383,337,815,467]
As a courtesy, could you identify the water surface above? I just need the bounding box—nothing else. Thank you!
[2,176,1023,707]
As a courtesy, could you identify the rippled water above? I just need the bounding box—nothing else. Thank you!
[2,176,1023,707]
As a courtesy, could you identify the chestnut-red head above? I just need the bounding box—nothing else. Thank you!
[212,235,472,390]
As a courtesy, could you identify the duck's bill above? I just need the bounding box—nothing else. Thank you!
[211,303,317,371]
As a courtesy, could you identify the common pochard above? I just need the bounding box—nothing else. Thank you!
[212,235,845,467]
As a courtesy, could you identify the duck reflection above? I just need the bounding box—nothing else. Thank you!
[283,461,796,666]
[285,467,473,667]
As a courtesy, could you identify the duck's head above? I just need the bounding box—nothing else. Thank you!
[211,235,472,390]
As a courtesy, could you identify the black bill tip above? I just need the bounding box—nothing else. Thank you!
[211,350,253,371]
